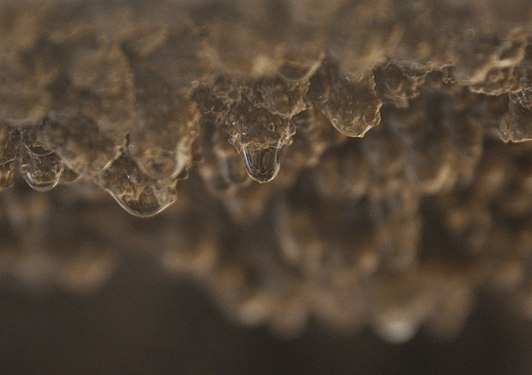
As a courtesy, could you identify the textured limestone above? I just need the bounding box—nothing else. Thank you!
[0,0,531,341]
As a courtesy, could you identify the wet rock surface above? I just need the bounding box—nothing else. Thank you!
[0,0,531,344]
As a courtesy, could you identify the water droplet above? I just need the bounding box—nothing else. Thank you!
[324,75,382,137]
[19,143,64,192]
[98,154,178,217]
[315,63,382,137]
[223,100,294,184]
[109,186,175,217]
[241,145,284,183]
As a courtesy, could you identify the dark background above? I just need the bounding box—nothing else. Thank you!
[0,253,530,375]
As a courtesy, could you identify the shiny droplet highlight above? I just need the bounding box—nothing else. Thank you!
[19,143,64,192]
[241,146,284,183]
[97,154,178,217]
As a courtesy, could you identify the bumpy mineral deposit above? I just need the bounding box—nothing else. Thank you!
[0,0,531,341]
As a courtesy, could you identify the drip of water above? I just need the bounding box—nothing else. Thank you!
[107,185,176,217]
[19,143,64,192]
[97,154,178,217]
[241,145,284,183]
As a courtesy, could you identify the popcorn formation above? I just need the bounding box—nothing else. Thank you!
[0,0,531,341]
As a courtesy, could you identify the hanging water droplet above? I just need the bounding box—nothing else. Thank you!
[19,143,64,192]
[241,145,284,183]
[317,63,382,137]
[224,100,295,184]
[109,185,175,217]
[97,154,178,217]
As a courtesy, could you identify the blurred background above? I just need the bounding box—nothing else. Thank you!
[0,249,531,375]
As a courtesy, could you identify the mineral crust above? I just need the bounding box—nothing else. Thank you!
[0,0,531,341]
